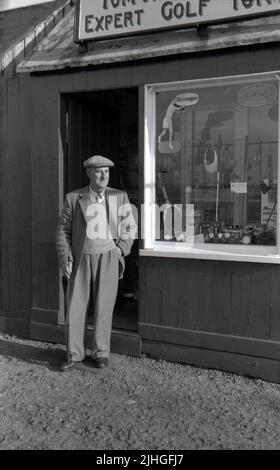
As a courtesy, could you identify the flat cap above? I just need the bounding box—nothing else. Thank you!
[83,155,114,168]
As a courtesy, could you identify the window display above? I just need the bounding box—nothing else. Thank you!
[145,73,280,257]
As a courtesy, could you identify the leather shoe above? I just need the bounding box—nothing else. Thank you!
[94,358,109,369]
[60,360,80,371]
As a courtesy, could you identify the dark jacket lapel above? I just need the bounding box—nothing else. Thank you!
[78,187,91,224]
[105,187,121,240]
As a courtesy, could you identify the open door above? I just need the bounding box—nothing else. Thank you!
[64,88,139,332]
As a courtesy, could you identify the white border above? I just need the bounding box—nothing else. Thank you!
[143,71,280,264]
[76,0,280,42]
[140,249,280,264]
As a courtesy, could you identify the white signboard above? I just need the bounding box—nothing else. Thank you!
[238,83,278,107]
[75,0,280,42]
[231,182,248,194]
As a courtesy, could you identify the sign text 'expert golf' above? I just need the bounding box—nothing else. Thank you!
[75,0,280,41]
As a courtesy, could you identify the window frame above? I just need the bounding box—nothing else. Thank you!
[142,71,280,264]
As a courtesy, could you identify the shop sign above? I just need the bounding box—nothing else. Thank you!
[238,84,277,107]
[157,92,199,153]
[261,201,277,228]
[173,93,199,110]
[231,181,248,194]
[75,0,280,42]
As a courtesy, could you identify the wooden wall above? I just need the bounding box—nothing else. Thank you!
[2,42,280,378]
[0,76,5,319]
[139,257,280,381]
[0,73,32,337]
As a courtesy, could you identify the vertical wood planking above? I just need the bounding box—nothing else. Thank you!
[115,64,131,88]
[6,78,20,312]
[177,263,195,331]
[212,261,232,335]
[181,53,217,82]
[72,70,87,92]
[69,99,83,190]
[97,66,118,89]
[224,263,250,336]
[146,60,167,84]
[131,62,148,87]
[173,260,211,331]
[190,261,215,332]
[272,46,280,76]
[5,76,32,313]
[85,69,102,91]
[18,73,32,311]
[30,74,60,312]
[139,258,162,325]
[58,72,73,94]
[157,58,183,84]
[270,266,280,341]
[213,49,238,78]
[86,65,116,91]
[161,261,180,328]
[252,44,280,74]
[0,77,8,314]
[249,267,270,340]
[141,257,279,340]
[215,48,252,78]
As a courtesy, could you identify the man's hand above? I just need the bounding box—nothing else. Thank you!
[61,261,73,279]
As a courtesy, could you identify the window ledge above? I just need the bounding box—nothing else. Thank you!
[139,248,280,264]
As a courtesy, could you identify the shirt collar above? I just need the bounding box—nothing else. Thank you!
[89,185,105,202]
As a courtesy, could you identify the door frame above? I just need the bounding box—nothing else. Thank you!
[58,87,141,333]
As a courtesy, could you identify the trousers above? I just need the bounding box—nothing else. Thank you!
[66,249,119,362]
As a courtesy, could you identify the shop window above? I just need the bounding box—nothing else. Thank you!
[144,73,280,261]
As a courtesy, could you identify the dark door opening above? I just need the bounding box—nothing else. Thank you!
[63,88,139,332]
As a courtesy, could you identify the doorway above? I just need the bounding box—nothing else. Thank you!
[63,88,139,332]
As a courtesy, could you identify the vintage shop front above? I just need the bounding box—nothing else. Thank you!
[7,0,280,381]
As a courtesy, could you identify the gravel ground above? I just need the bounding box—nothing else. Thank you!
[0,332,280,450]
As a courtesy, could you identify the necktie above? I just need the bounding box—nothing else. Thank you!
[95,193,104,203]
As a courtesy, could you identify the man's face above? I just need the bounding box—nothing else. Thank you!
[87,166,110,191]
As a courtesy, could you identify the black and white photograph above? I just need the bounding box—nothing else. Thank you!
[1,0,280,452]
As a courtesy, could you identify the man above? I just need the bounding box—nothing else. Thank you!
[56,155,136,371]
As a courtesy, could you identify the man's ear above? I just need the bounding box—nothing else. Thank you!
[86,168,90,178]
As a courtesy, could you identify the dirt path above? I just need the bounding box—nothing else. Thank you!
[0,332,280,450]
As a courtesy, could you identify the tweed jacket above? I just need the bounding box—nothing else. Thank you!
[55,186,136,280]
